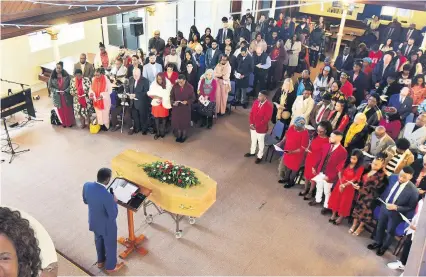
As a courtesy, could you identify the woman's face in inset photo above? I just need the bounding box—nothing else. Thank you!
[0,234,18,277]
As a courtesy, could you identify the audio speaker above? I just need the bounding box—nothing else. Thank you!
[129,17,144,36]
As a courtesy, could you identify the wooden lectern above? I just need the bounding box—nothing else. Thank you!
[109,178,152,259]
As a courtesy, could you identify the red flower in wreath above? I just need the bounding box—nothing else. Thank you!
[178,179,182,183]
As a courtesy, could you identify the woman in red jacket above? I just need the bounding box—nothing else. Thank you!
[277,116,309,188]
[300,121,333,200]
[164,63,179,85]
[328,149,364,225]
[327,99,350,132]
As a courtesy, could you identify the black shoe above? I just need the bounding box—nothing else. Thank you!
[176,137,182,142]
[328,218,336,223]
[142,131,148,135]
[308,201,319,206]
[278,179,286,184]
[180,137,187,143]
[367,243,382,250]
[207,118,212,129]
[154,134,160,140]
[160,134,165,138]
[299,190,309,196]
[128,129,135,135]
[244,153,255,157]
[284,183,294,188]
[242,103,248,109]
[376,247,387,256]
[255,158,262,164]
[110,125,120,132]
[320,208,331,215]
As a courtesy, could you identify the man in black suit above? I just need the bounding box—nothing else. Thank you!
[205,40,222,70]
[235,47,254,108]
[334,47,354,73]
[400,24,421,46]
[382,18,402,48]
[127,68,150,135]
[217,17,234,52]
[279,16,295,42]
[240,9,254,25]
[367,167,419,256]
[295,15,309,36]
[126,55,143,79]
[400,38,418,58]
[349,61,368,106]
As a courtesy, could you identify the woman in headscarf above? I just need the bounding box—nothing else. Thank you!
[344,113,369,157]
[276,116,309,188]
[328,149,364,225]
[147,73,172,139]
[193,44,206,86]
[272,78,296,126]
[70,68,93,129]
[379,107,402,140]
[197,69,217,129]
[89,68,113,131]
[48,61,75,127]
[300,121,333,200]
[350,154,387,236]
[313,65,334,103]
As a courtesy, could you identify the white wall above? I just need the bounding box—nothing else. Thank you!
[241,0,254,16]
[0,19,103,94]
[177,0,195,39]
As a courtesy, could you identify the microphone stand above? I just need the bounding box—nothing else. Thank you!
[119,81,129,134]
[0,78,29,95]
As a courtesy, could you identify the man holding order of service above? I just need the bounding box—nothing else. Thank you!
[83,168,124,273]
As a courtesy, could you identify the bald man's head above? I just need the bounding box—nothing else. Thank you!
[375,126,386,138]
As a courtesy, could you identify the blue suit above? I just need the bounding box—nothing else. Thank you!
[83,182,118,270]
[388,94,413,121]
[375,175,418,249]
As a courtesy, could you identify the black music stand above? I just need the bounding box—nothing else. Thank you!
[2,118,29,163]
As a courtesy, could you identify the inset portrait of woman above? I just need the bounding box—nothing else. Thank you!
[0,207,58,277]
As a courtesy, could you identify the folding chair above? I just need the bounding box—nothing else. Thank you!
[263,121,286,162]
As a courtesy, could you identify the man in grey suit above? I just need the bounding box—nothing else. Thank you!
[364,126,395,157]
[142,53,163,84]
[367,167,419,256]
[205,40,222,70]
[128,68,150,135]
[73,53,94,79]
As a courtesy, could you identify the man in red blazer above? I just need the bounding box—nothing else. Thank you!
[309,131,348,213]
[244,90,273,164]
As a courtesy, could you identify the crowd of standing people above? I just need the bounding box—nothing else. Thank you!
[47,9,426,272]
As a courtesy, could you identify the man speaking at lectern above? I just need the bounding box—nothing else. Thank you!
[83,168,124,273]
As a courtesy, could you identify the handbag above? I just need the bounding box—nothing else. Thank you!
[50,109,61,125]
[89,118,101,134]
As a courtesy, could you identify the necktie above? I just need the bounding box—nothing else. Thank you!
[223,29,226,43]
[388,28,394,38]
[387,185,400,204]
[405,45,410,56]
[316,106,326,123]
[320,144,333,173]
[407,29,412,41]
[343,56,346,63]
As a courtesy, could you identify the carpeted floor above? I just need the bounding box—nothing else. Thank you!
[1,83,396,276]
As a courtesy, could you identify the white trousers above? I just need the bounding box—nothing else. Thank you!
[315,179,333,208]
[250,130,265,159]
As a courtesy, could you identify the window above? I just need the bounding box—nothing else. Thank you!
[28,31,51,52]
[381,6,396,17]
[28,22,85,52]
[106,12,139,49]
[58,22,85,45]
[397,8,411,17]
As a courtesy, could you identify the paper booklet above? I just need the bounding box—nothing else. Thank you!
[274,145,284,152]
[198,95,210,107]
[234,72,241,79]
[377,197,412,224]
[362,151,375,158]
[110,179,138,204]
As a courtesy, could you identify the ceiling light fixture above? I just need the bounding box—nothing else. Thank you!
[97,6,101,11]
[117,6,121,10]
[85,6,88,11]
